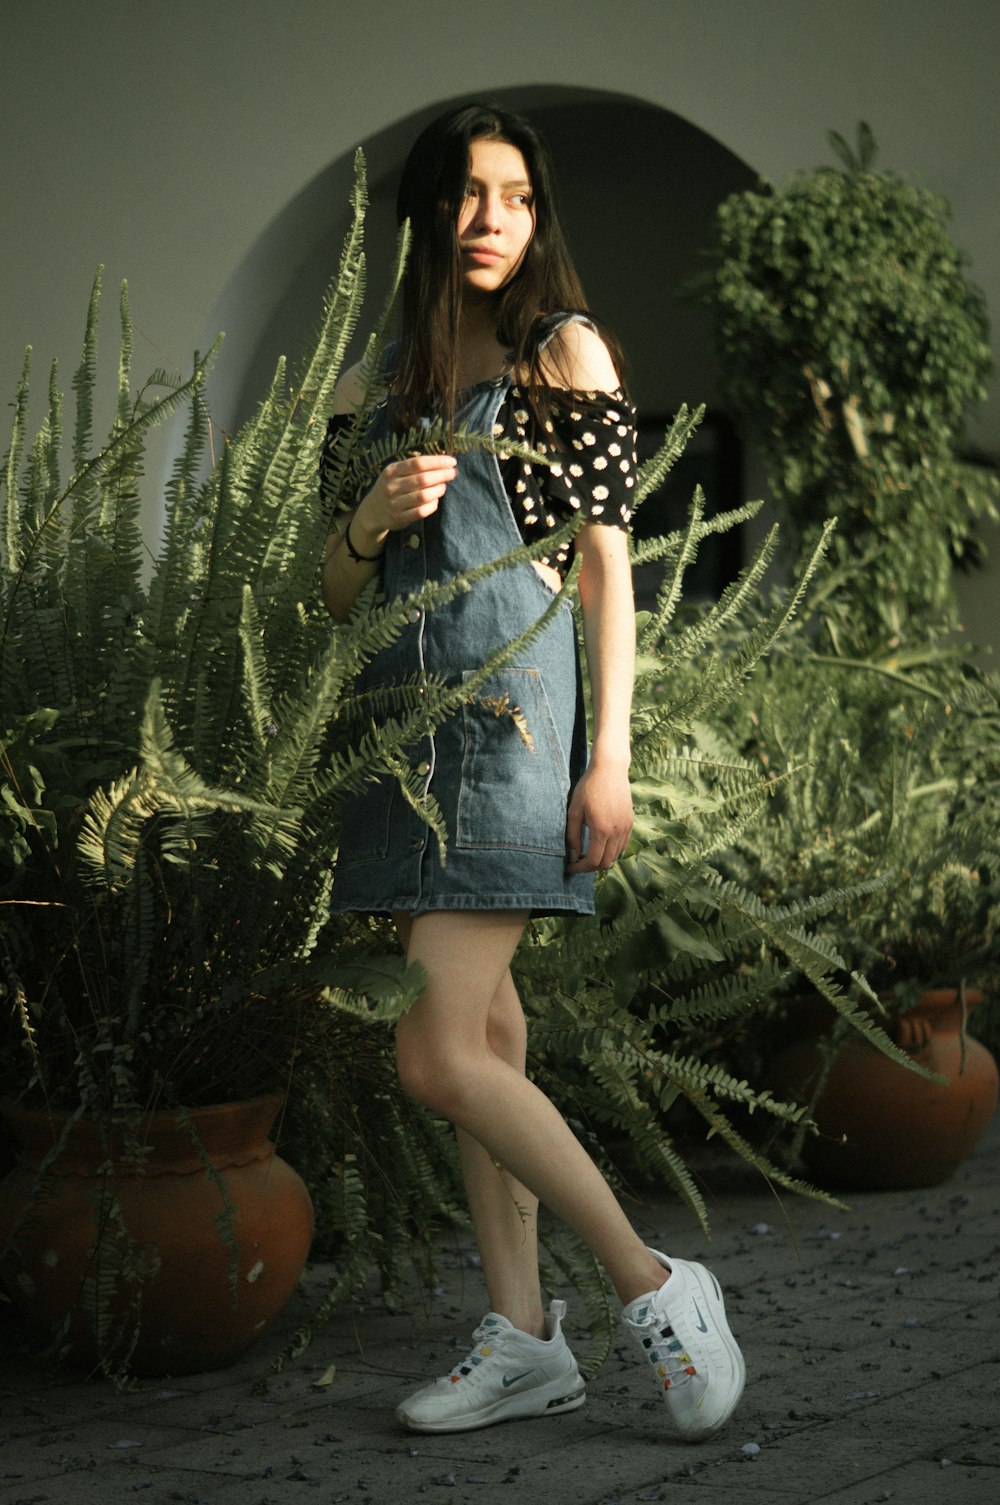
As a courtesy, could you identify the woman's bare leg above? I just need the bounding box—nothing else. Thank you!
[394,910,665,1307]
[394,912,546,1337]
[455,975,546,1339]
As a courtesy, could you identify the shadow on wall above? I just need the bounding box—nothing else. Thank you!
[190,86,757,575]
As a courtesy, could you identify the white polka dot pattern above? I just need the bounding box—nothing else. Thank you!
[498,385,637,574]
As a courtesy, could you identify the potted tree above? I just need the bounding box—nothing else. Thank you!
[701,121,998,650]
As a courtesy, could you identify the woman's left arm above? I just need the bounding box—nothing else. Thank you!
[565,521,635,872]
[540,319,635,872]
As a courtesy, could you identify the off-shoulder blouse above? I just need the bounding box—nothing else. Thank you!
[320,386,637,578]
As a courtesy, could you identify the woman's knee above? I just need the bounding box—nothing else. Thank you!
[395,1031,465,1116]
[395,961,527,1109]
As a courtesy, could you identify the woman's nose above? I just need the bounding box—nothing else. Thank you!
[471,193,501,232]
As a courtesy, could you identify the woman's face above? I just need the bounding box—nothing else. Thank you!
[456,137,535,298]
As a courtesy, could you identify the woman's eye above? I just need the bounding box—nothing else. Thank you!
[511,193,532,208]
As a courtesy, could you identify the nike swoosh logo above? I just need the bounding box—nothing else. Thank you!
[502,1369,535,1388]
[692,1299,709,1333]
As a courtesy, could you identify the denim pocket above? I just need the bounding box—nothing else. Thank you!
[456,667,570,855]
[336,774,396,865]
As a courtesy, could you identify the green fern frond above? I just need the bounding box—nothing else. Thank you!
[683,1094,845,1209]
[298,147,371,436]
[633,403,705,507]
[146,368,210,659]
[1,347,31,574]
[636,485,707,643]
[642,527,779,665]
[347,519,579,669]
[237,584,275,755]
[176,1106,241,1306]
[115,280,133,432]
[71,267,102,472]
[383,750,449,864]
[261,1244,372,1385]
[629,499,763,570]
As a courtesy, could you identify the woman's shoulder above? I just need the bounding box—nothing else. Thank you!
[329,340,401,416]
[535,313,621,393]
[330,360,367,416]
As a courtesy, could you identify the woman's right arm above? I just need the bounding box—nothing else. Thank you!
[320,363,456,623]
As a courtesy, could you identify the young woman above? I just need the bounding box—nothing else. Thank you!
[320,103,744,1440]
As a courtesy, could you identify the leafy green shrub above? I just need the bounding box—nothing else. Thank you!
[702,123,998,644]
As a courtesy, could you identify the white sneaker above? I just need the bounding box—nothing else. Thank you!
[395,1298,585,1433]
[622,1251,745,1440]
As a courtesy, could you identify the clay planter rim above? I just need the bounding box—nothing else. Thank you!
[0,1093,285,1178]
[908,986,984,1011]
[788,985,985,1037]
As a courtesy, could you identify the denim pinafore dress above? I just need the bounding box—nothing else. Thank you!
[330,328,595,918]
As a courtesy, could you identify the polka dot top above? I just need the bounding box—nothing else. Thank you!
[320,386,637,579]
[495,386,636,574]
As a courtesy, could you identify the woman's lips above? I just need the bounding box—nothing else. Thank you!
[462,247,504,264]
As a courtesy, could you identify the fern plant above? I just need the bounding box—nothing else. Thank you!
[1,151,917,1379]
[0,156,556,1118]
[711,626,1000,1007]
[3,160,398,1116]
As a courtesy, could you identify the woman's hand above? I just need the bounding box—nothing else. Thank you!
[321,359,457,621]
[350,452,458,554]
[565,754,633,872]
[322,452,455,621]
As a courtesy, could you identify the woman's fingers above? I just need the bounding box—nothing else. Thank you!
[564,768,632,873]
[385,454,457,495]
[369,454,457,531]
[397,453,458,475]
[565,811,625,873]
[565,831,628,873]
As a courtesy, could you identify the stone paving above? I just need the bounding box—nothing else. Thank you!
[1,1116,997,1505]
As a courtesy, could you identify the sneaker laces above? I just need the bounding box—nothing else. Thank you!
[438,1314,508,1387]
[631,1307,699,1392]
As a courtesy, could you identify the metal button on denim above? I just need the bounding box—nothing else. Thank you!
[331,319,596,920]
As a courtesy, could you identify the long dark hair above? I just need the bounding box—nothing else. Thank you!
[392,101,625,428]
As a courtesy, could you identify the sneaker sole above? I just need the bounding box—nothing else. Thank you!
[396,1379,586,1433]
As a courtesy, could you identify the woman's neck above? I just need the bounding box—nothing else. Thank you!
[455,298,509,387]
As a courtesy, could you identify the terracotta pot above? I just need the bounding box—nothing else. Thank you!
[772,988,999,1189]
[0,1093,313,1375]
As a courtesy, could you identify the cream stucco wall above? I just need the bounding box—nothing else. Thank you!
[2,0,997,637]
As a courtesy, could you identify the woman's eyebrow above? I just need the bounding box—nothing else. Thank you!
[467,175,533,191]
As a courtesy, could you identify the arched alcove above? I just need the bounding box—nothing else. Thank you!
[193,87,757,594]
[206,86,755,420]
